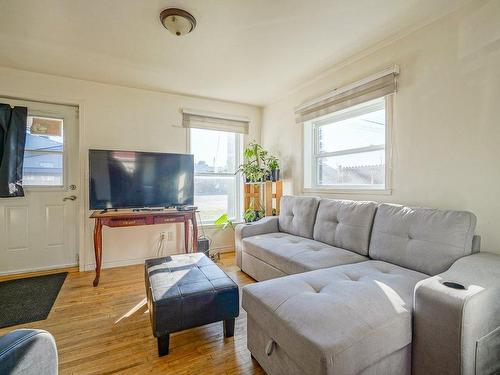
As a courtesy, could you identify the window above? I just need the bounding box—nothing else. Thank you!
[23,116,64,186]
[190,128,242,223]
[304,97,390,191]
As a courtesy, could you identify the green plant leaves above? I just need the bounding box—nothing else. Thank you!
[239,141,280,183]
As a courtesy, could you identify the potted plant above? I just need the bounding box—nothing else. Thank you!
[238,141,269,183]
[244,142,268,165]
[243,206,264,223]
[242,198,265,223]
[214,213,234,230]
[266,155,280,181]
[238,162,254,183]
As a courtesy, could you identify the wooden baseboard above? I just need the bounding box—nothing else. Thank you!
[83,247,235,271]
[0,266,79,282]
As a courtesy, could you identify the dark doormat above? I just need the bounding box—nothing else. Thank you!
[0,272,67,329]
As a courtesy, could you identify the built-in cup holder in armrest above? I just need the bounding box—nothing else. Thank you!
[442,281,466,290]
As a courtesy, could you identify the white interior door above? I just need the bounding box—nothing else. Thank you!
[0,98,79,275]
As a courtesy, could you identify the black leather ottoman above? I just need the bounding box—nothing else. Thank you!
[145,253,239,356]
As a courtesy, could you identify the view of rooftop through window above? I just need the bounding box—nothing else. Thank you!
[23,116,64,186]
[312,98,386,187]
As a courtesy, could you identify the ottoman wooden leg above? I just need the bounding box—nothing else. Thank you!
[157,334,170,356]
[224,318,235,337]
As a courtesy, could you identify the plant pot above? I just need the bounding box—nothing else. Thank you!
[271,169,280,182]
[265,172,271,181]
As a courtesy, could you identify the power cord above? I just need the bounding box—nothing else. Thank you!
[196,211,219,262]
[154,232,167,257]
[151,212,218,261]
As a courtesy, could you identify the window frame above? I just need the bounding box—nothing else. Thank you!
[303,95,393,195]
[188,128,243,225]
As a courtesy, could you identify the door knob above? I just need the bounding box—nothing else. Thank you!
[63,195,77,201]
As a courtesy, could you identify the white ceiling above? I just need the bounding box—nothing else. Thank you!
[0,0,466,106]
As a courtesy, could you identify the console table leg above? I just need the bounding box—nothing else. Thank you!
[93,219,103,287]
[184,217,189,253]
[157,335,170,356]
[192,212,198,252]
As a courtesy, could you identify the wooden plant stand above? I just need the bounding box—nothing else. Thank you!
[243,183,261,213]
[264,180,283,216]
[243,180,283,217]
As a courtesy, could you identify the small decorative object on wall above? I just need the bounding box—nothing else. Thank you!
[30,117,62,136]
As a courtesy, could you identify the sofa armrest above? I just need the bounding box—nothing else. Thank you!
[413,252,500,375]
[472,235,481,253]
[235,216,279,268]
[0,329,57,375]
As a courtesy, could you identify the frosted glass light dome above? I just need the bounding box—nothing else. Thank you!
[160,9,196,37]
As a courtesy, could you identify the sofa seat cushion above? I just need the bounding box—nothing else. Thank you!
[242,261,428,375]
[242,232,367,275]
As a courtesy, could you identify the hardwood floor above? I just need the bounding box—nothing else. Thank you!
[0,253,265,375]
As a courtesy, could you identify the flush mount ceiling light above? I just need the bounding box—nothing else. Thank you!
[160,8,196,37]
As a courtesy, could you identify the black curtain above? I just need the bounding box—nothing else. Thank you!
[0,104,27,197]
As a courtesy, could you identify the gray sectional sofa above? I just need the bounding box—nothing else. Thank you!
[236,196,500,375]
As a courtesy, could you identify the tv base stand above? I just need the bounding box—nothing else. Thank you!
[89,209,198,286]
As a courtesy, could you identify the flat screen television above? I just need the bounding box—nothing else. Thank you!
[89,149,194,210]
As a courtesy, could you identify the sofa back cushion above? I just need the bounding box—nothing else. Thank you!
[279,196,320,239]
[369,203,477,275]
[313,199,378,256]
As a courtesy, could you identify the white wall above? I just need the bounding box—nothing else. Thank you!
[0,66,261,271]
[262,0,500,254]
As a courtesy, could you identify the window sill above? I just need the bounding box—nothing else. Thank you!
[302,187,392,196]
[198,221,244,229]
[23,186,68,192]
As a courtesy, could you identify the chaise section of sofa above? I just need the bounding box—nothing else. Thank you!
[236,196,378,281]
[243,261,427,375]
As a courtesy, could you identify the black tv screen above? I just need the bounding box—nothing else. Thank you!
[89,149,194,210]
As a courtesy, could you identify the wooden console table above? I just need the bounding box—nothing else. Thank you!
[90,209,198,286]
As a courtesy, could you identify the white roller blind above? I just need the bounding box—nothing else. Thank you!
[182,108,250,134]
[295,66,399,123]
